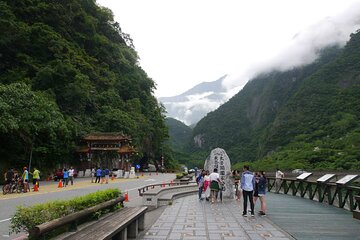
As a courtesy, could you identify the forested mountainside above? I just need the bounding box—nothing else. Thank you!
[165,118,192,153]
[0,0,169,170]
[192,30,360,170]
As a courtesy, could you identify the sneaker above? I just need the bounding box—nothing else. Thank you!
[242,213,247,217]
[260,212,266,216]
[251,213,255,217]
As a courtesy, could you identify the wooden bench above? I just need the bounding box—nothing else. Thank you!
[62,206,147,240]
[29,196,125,239]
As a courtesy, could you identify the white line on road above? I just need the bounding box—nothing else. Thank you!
[0,218,11,223]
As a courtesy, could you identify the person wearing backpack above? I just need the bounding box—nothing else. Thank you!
[197,170,205,200]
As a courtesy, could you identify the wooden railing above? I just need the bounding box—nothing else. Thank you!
[267,177,360,211]
[29,196,125,238]
[138,181,191,196]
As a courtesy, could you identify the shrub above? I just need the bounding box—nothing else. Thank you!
[10,188,121,235]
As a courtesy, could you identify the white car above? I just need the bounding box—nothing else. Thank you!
[292,169,306,174]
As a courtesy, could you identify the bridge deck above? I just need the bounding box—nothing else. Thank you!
[267,193,360,240]
[141,192,359,240]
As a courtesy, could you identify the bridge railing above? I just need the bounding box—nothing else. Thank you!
[267,176,360,211]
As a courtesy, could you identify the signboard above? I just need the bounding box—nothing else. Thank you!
[317,174,336,183]
[296,172,312,180]
[336,175,358,185]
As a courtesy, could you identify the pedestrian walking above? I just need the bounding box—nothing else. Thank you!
[203,171,210,201]
[91,167,96,183]
[209,168,222,203]
[196,170,205,200]
[101,168,106,184]
[275,168,284,193]
[105,168,110,184]
[233,170,241,201]
[22,167,29,193]
[257,171,267,215]
[241,165,255,217]
[31,167,41,189]
[63,168,69,187]
[69,167,74,185]
[95,167,101,183]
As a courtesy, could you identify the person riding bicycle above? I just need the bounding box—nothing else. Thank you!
[5,168,14,185]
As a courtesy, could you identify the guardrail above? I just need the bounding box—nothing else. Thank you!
[138,181,192,196]
[267,177,360,211]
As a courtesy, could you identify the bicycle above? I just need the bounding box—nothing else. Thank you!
[16,178,28,193]
[2,180,16,195]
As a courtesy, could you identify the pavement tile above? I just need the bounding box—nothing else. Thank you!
[141,195,292,240]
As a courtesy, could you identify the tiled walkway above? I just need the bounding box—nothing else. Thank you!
[142,196,292,240]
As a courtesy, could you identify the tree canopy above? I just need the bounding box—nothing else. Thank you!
[0,0,171,171]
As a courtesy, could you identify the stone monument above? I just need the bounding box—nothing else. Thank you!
[204,148,233,198]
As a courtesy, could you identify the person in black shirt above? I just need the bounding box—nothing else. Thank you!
[5,168,14,184]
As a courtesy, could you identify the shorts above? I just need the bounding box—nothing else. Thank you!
[24,179,28,183]
[210,181,220,191]
[258,193,265,197]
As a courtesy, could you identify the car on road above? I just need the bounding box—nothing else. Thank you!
[188,169,195,174]
[53,169,63,181]
[292,169,306,174]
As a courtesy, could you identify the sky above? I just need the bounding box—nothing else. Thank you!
[97,0,360,98]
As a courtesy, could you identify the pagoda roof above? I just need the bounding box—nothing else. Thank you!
[83,132,131,141]
[118,145,136,154]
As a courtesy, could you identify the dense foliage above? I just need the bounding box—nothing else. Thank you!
[165,118,192,152]
[0,0,170,171]
[10,189,120,235]
[190,31,360,170]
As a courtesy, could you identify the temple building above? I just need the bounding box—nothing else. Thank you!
[77,132,136,170]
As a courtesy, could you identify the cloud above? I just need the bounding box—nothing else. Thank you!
[223,2,360,88]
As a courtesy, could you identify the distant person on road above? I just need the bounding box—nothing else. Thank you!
[22,167,29,193]
[241,165,255,217]
[69,167,75,185]
[275,168,284,193]
[5,168,14,185]
[31,167,41,189]
[96,167,101,183]
[209,168,222,203]
[101,168,106,184]
[105,168,110,184]
[91,167,96,183]
[63,168,69,187]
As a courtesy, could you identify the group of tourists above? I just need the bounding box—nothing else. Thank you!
[196,165,272,217]
[3,167,41,193]
[61,167,75,187]
[91,167,111,184]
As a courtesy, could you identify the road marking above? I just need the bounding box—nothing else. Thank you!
[145,179,155,182]
[0,218,11,223]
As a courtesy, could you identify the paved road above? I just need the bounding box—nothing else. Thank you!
[0,173,175,240]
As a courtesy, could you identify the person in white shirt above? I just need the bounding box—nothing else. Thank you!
[68,167,75,186]
[209,168,222,203]
[275,168,284,193]
[91,167,96,183]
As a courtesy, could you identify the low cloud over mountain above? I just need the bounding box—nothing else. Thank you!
[159,75,243,125]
